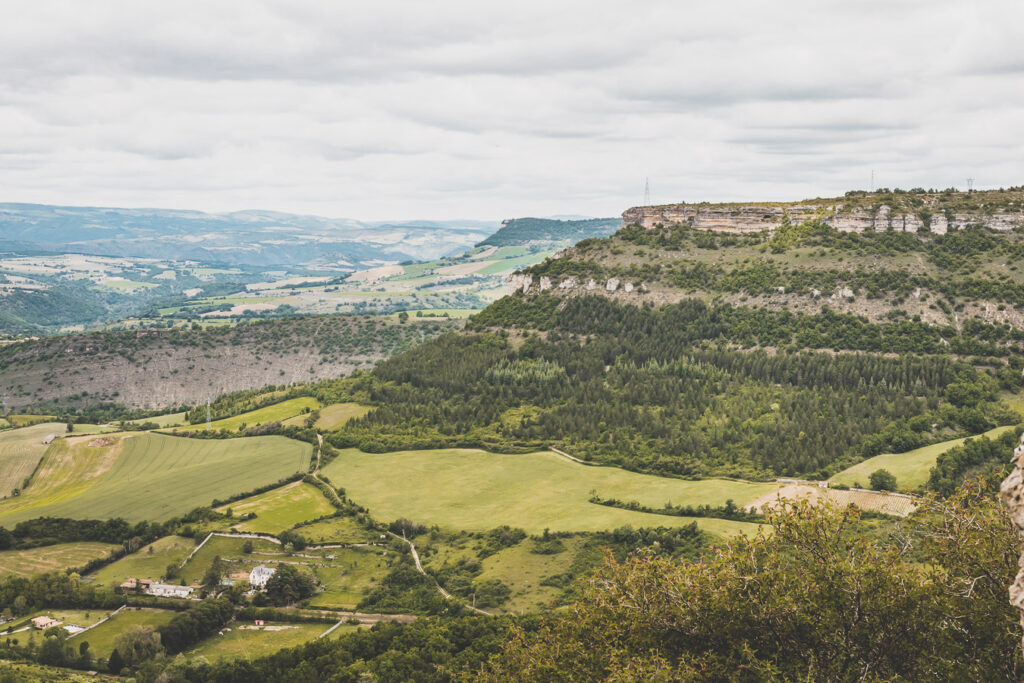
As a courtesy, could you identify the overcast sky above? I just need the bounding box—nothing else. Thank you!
[1,0,1022,221]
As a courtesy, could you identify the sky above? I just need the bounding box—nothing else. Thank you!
[1,0,1022,221]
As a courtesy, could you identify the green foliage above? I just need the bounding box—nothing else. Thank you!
[928,428,1022,495]
[869,469,898,491]
[263,564,316,606]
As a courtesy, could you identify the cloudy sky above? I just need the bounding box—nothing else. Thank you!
[1,0,1022,220]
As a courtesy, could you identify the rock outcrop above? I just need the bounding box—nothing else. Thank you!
[999,432,1024,647]
[622,199,1024,234]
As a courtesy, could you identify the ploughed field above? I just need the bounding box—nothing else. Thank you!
[322,448,777,536]
[0,432,312,526]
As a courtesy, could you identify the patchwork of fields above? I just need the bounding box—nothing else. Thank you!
[172,397,320,433]
[0,422,64,497]
[217,481,335,534]
[0,432,312,525]
[322,448,775,536]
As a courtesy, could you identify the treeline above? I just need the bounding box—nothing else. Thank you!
[928,427,1023,495]
[157,599,235,654]
[590,496,764,522]
[329,296,1016,478]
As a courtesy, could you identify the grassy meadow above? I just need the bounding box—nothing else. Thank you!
[0,433,312,525]
[184,622,341,661]
[87,536,196,587]
[307,546,392,608]
[217,481,335,534]
[0,542,120,579]
[295,515,383,545]
[308,403,371,431]
[71,608,178,658]
[172,397,319,434]
[0,422,63,497]
[830,425,1017,490]
[180,535,281,584]
[322,449,775,536]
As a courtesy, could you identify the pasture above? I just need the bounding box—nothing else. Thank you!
[172,397,319,433]
[185,622,343,661]
[0,433,313,526]
[0,422,63,497]
[180,535,281,584]
[295,515,382,544]
[217,481,335,534]
[830,425,1016,490]
[128,411,188,428]
[87,536,196,587]
[307,546,392,608]
[322,449,775,536]
[0,542,120,579]
[71,608,178,657]
[305,403,371,430]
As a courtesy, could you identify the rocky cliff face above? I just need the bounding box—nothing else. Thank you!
[1000,431,1024,648]
[622,201,1024,234]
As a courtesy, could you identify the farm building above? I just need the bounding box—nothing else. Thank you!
[147,583,194,598]
[31,616,62,630]
[249,565,276,588]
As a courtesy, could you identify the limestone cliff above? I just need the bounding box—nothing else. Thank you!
[1000,431,1024,647]
[622,188,1024,234]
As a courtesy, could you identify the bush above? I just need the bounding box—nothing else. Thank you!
[870,469,898,491]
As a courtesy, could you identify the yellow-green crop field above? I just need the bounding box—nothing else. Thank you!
[322,449,775,536]
[0,542,120,579]
[0,422,64,497]
[830,425,1017,490]
[0,432,312,525]
[217,481,335,534]
[172,397,319,434]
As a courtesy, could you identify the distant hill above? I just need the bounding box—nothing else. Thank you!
[0,314,462,410]
[477,217,619,247]
[0,203,496,267]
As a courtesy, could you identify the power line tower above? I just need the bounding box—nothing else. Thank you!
[967,177,975,192]
[643,177,651,206]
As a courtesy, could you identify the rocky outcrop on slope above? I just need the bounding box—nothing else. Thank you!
[999,431,1024,647]
[623,197,1024,234]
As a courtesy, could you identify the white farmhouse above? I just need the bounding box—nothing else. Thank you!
[249,565,276,589]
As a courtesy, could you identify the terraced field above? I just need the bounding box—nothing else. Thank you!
[0,433,313,525]
[172,397,320,433]
[217,481,335,534]
[0,422,63,497]
[0,542,120,579]
[323,449,775,536]
[830,425,1017,490]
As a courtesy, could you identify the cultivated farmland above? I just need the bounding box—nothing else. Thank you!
[0,422,64,497]
[0,542,120,579]
[0,433,313,525]
[830,425,1017,490]
[217,481,335,534]
[322,449,775,536]
[172,397,319,433]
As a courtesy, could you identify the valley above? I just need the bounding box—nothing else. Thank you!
[1,188,1022,679]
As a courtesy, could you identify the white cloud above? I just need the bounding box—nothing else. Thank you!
[0,0,1021,220]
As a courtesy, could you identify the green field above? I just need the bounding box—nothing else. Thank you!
[0,422,63,497]
[0,542,120,579]
[128,411,188,428]
[217,482,335,534]
[70,608,178,658]
[5,609,109,634]
[0,433,313,525]
[295,515,382,544]
[180,535,281,584]
[7,415,58,427]
[87,536,196,587]
[307,546,392,608]
[322,449,774,536]
[830,425,1017,490]
[173,397,320,433]
[185,621,339,661]
[311,403,372,431]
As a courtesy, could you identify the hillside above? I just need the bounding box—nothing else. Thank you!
[0,314,461,410]
[478,217,619,247]
[324,204,1024,482]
